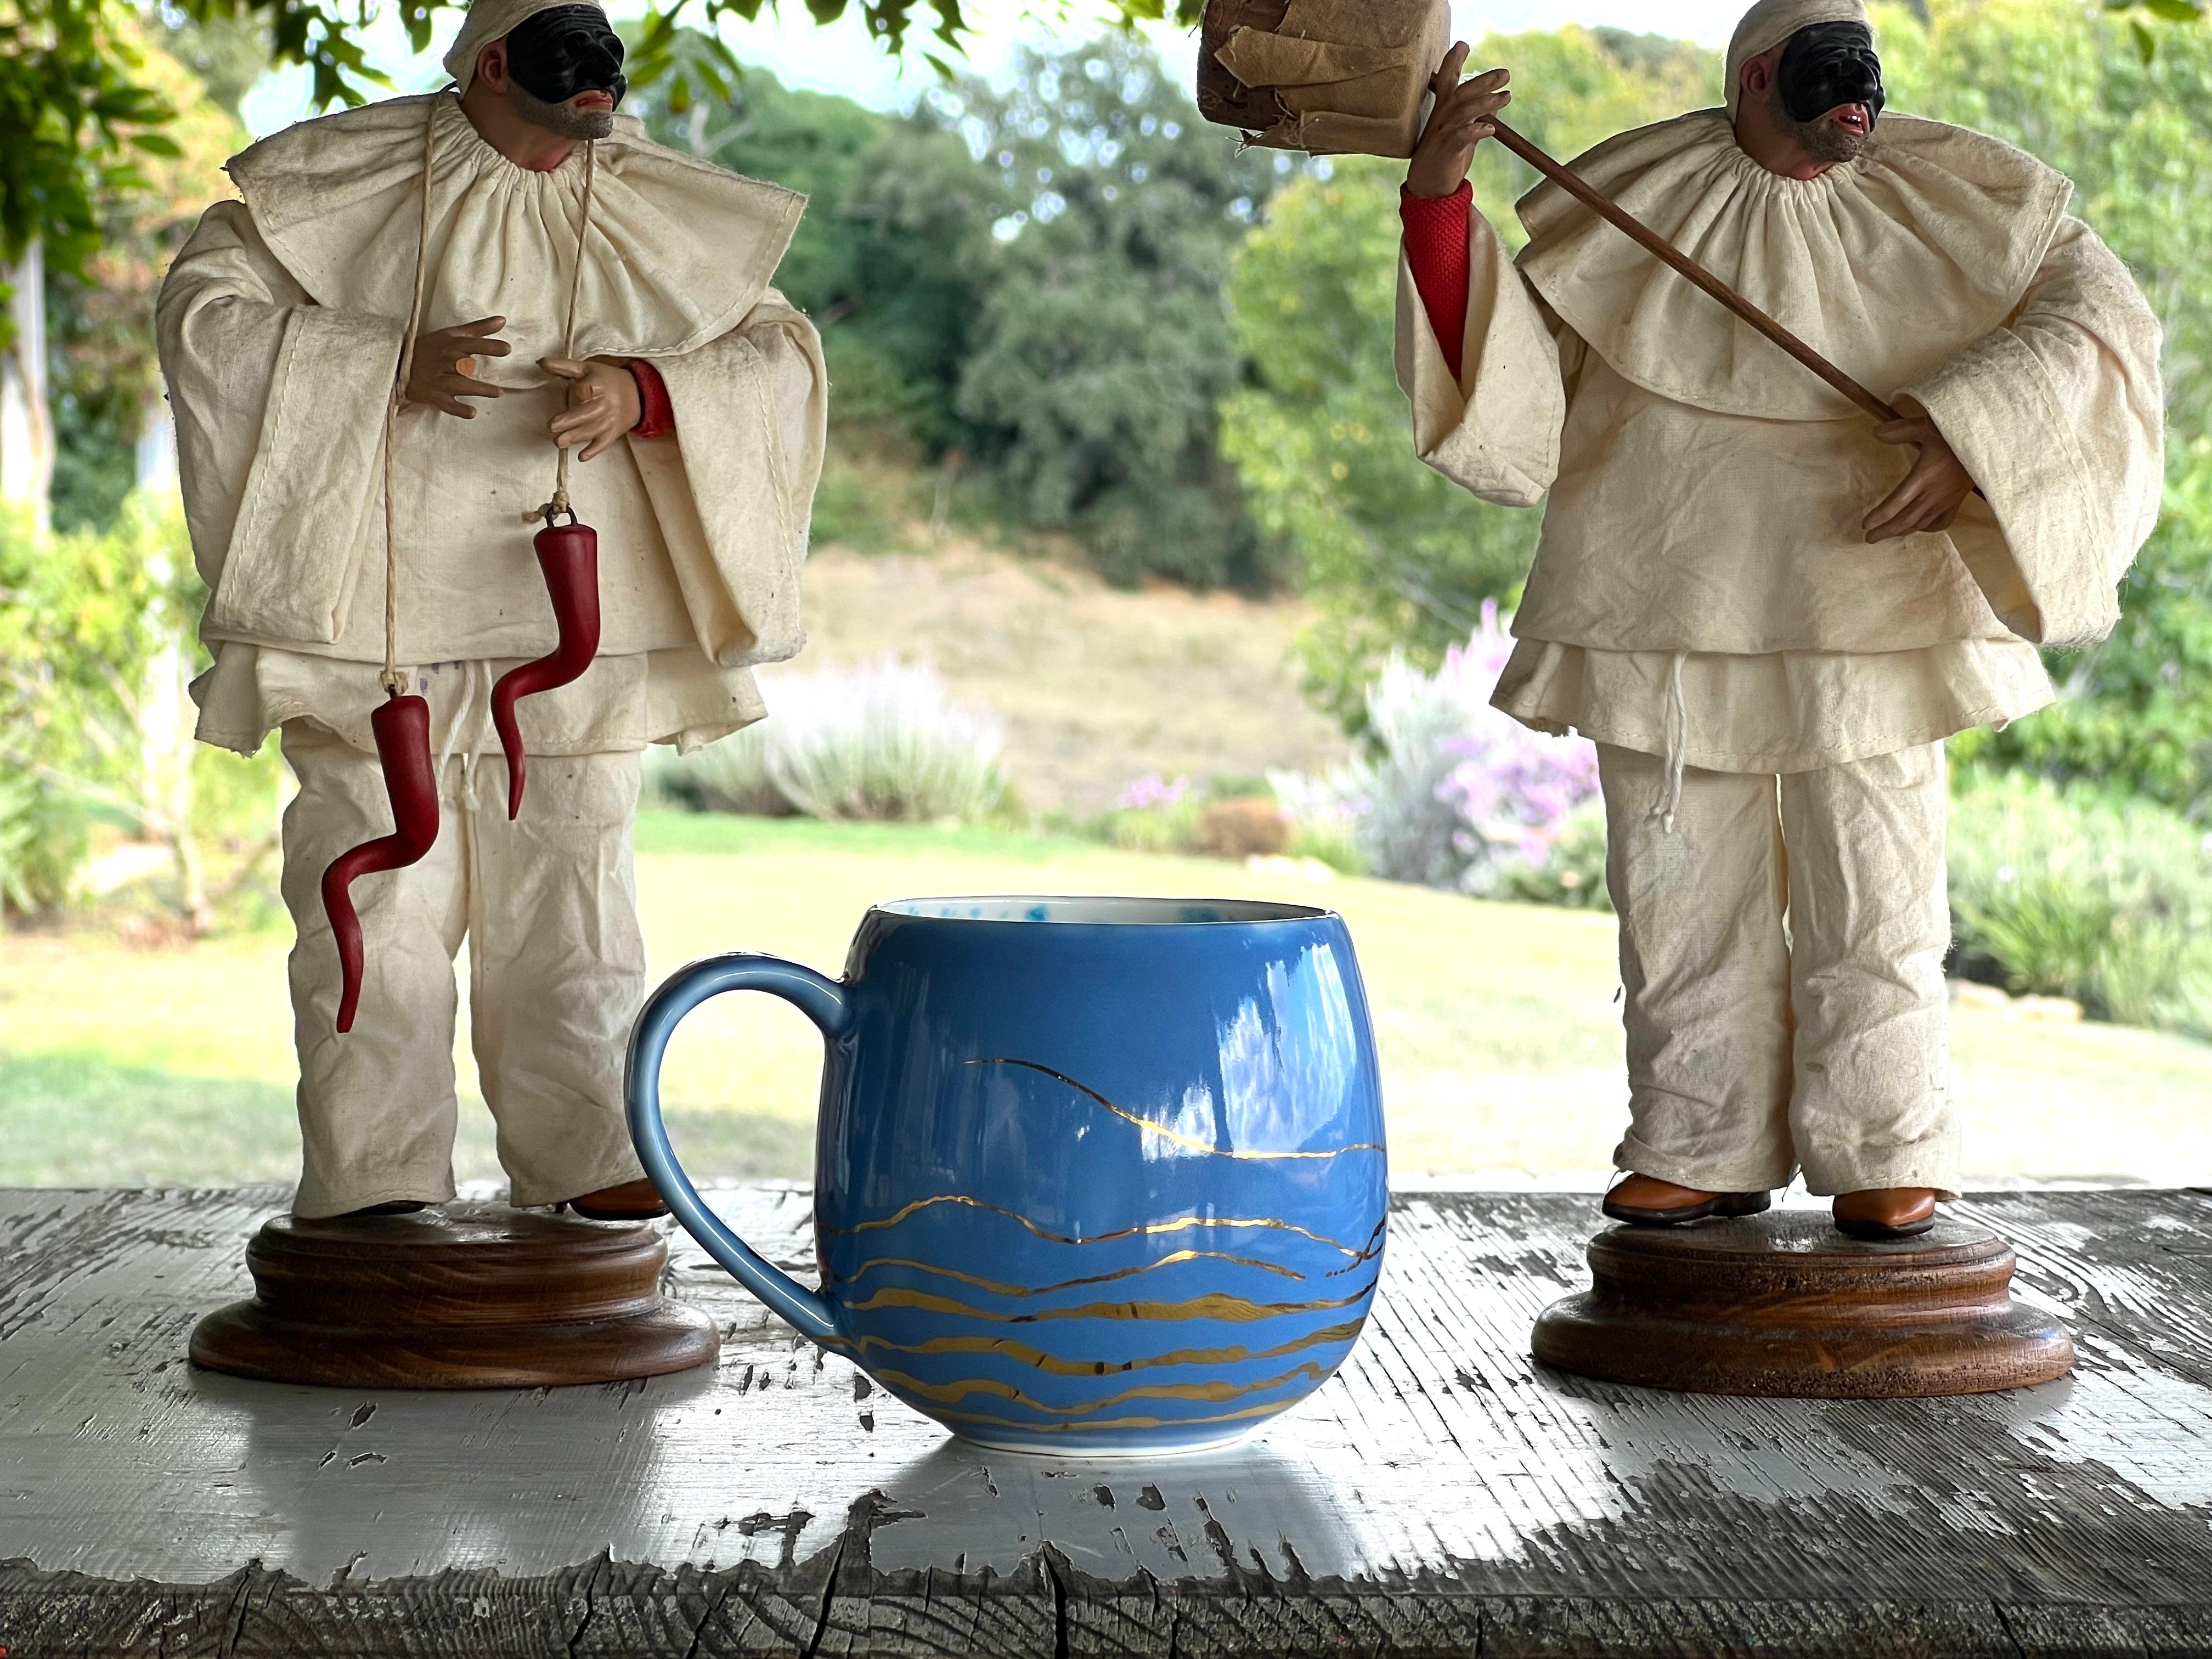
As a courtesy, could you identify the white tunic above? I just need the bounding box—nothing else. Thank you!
[1396,111,2165,774]
[158,93,828,757]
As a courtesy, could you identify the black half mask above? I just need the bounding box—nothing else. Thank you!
[506,5,627,109]
[1777,21,1884,126]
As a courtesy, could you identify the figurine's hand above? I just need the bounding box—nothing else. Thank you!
[1865,409,1977,543]
[543,357,642,463]
[402,317,510,417]
[1406,46,1511,200]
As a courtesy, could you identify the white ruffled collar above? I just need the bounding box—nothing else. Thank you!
[225,93,804,375]
[1514,109,2073,420]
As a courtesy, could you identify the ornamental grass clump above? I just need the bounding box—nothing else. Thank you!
[652,659,1008,825]
[763,659,1008,824]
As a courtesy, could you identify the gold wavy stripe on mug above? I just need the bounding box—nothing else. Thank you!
[873,1359,1335,1415]
[834,1247,1307,1298]
[1324,1217,1391,1279]
[820,1193,1367,1257]
[824,1317,1368,1377]
[840,1274,1379,1327]
[968,1057,1386,1163]
[933,1396,1298,1435]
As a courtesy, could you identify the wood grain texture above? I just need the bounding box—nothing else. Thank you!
[188,1202,719,1389]
[3,1187,2211,1657]
[1531,1212,2075,1397]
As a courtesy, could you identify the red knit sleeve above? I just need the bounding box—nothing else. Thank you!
[1400,182,1472,381]
[625,359,676,439]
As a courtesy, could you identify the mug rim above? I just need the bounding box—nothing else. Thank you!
[871,894,1340,928]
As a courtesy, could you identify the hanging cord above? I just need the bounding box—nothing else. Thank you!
[380,95,443,701]
[528,137,598,527]
[1647,649,1690,835]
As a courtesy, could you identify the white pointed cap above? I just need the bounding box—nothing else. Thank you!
[1724,0,1872,117]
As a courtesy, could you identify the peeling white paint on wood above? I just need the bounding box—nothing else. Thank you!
[3,1185,2212,1643]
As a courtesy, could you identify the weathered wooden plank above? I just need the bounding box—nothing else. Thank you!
[0,1558,257,1658]
[1482,1596,2028,1658]
[229,1561,593,1657]
[5,1184,2212,1657]
[1996,1601,2212,1658]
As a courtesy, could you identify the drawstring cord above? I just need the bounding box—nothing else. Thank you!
[431,658,498,779]
[527,137,598,527]
[380,95,442,701]
[1648,650,1689,834]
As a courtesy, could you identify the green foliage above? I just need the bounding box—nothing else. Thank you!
[0,0,173,318]
[626,42,992,449]
[637,33,1299,589]
[1498,799,1612,911]
[1948,769,2212,1037]
[1222,29,1717,721]
[43,24,247,532]
[1221,160,1537,722]
[0,496,187,916]
[920,39,1294,589]
[1874,0,2212,814]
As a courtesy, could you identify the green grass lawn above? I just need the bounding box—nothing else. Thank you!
[4,811,2210,1190]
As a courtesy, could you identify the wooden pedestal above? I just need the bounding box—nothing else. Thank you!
[190,1201,720,1389]
[1531,1211,2074,1398]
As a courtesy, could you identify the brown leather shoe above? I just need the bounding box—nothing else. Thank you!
[1602,1174,1773,1226]
[566,1178,670,1221]
[1833,1187,1938,1240]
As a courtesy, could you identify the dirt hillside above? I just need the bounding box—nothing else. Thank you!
[788,542,1352,819]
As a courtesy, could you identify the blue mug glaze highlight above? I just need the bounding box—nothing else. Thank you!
[625,895,1389,1455]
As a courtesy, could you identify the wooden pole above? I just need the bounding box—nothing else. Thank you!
[1486,117,1903,424]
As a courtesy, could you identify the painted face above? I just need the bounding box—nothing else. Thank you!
[505,4,627,109]
[1777,21,1884,127]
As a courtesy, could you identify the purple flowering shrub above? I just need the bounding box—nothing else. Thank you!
[1433,607,1600,872]
[1283,605,1601,895]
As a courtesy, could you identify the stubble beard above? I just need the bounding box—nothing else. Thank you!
[1771,83,1868,166]
[509,83,615,140]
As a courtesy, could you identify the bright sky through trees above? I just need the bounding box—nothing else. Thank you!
[238,0,1751,136]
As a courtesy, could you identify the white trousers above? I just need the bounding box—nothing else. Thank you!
[1598,742,1957,1198]
[279,724,650,1218]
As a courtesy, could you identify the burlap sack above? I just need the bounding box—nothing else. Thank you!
[1196,0,1451,159]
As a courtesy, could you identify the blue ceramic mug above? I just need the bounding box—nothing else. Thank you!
[625,896,1389,1455]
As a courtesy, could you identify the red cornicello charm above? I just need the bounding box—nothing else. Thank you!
[321,690,441,1034]
[490,507,602,820]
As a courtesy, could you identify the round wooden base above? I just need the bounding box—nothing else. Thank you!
[1531,1210,2073,1398]
[190,1201,720,1389]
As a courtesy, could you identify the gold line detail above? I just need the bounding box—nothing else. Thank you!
[837,1248,1307,1297]
[824,1318,1369,1377]
[1324,1217,1391,1279]
[967,1057,1385,1163]
[839,1276,1379,1327]
[820,1194,1366,1257]
[872,1360,1336,1415]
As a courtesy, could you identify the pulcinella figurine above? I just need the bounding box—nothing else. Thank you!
[158,0,827,1384]
[1204,0,2161,1393]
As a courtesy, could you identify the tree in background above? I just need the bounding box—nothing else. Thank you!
[625,31,994,450]
[46,16,249,530]
[1880,0,2212,817]
[1221,28,1712,722]
[918,37,1296,588]
[635,33,1299,589]
[0,0,176,310]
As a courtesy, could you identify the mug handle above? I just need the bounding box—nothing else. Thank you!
[625,952,852,1345]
